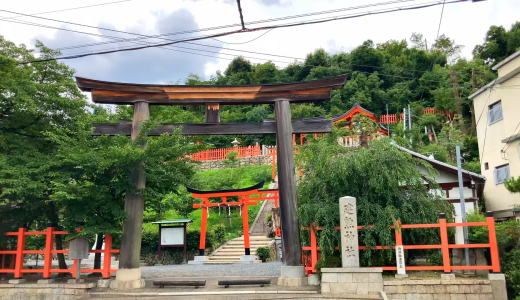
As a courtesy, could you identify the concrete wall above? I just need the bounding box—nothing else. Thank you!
[473,67,520,217]
[196,155,273,172]
[497,54,520,77]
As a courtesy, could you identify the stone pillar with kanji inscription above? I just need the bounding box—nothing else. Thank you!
[339,196,359,268]
[321,196,384,295]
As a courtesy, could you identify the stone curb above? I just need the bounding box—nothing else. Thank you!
[383,280,490,286]
[87,290,319,296]
[0,283,96,289]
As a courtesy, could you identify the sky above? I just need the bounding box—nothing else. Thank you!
[1,0,519,85]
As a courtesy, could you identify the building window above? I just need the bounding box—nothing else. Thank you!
[494,164,510,185]
[488,101,503,125]
[485,163,489,170]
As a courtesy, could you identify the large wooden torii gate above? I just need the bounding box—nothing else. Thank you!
[76,75,346,286]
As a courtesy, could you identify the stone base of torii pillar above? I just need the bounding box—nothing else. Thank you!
[320,196,384,295]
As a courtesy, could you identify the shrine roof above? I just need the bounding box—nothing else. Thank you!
[331,102,375,122]
[75,75,347,105]
[152,219,193,224]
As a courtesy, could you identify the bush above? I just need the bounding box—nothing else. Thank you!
[256,246,271,262]
[212,224,225,244]
[265,214,272,222]
[314,255,341,279]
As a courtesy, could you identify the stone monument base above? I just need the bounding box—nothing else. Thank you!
[188,256,209,265]
[110,268,146,290]
[277,266,308,287]
[321,268,383,295]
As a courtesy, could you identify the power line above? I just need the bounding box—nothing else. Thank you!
[211,29,274,44]
[502,121,520,153]
[435,0,446,41]
[39,0,430,52]
[0,0,131,21]
[46,0,420,51]
[5,18,291,64]
[476,83,496,164]
[417,0,448,103]
[18,0,463,65]
[5,11,456,74]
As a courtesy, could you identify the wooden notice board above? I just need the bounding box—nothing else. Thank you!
[152,219,193,263]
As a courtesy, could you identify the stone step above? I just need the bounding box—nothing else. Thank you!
[213,252,251,256]
[209,256,241,260]
[202,260,244,264]
[227,240,270,244]
[234,237,271,241]
[217,248,259,252]
[219,245,261,249]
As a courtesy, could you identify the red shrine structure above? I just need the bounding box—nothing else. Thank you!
[187,183,279,257]
[331,102,389,136]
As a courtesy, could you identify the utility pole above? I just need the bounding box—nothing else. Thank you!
[408,104,412,144]
[403,108,406,138]
[450,70,467,134]
[386,104,390,136]
[456,145,470,267]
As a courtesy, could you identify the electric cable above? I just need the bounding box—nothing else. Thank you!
[0,0,131,21]
[16,0,462,65]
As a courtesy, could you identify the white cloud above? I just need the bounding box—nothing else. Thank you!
[1,0,519,84]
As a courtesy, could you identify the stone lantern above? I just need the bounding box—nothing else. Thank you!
[231,138,240,147]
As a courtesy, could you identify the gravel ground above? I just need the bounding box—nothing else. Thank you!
[140,261,282,279]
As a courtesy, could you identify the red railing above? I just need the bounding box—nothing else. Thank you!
[190,145,261,161]
[379,114,398,124]
[301,212,500,275]
[0,226,119,279]
[378,108,456,124]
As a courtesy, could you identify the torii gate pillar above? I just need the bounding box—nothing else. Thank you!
[275,100,306,285]
[111,102,148,289]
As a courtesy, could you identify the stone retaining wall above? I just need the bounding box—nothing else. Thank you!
[383,279,493,300]
[196,155,272,171]
[0,282,96,300]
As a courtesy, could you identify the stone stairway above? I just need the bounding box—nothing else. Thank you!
[205,236,272,264]
[250,200,274,236]
[250,179,277,237]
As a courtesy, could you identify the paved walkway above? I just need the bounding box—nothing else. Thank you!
[140,261,282,279]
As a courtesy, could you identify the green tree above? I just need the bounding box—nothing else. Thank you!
[0,37,88,269]
[297,133,453,264]
[433,35,464,64]
[473,22,520,64]
[505,177,520,193]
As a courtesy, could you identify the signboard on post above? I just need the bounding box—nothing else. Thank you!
[395,245,406,275]
[160,227,184,246]
[152,219,192,264]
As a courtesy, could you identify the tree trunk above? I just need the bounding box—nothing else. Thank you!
[54,234,68,270]
[450,70,467,134]
[431,125,438,143]
[94,234,104,269]
[360,132,369,148]
[48,201,68,273]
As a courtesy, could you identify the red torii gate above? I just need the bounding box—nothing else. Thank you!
[188,183,278,256]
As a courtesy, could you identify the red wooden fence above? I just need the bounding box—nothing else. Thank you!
[301,212,500,275]
[379,108,456,124]
[0,226,119,279]
[190,145,261,161]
